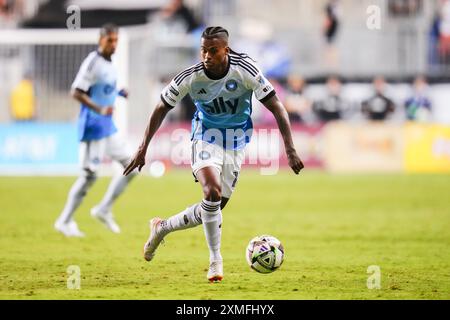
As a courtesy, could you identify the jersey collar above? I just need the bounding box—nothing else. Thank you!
[97,50,112,62]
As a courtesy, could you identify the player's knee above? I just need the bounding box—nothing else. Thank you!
[82,169,97,184]
[70,170,97,198]
[203,183,222,202]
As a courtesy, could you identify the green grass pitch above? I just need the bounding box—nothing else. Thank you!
[0,170,449,299]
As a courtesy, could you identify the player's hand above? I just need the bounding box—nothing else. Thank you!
[118,89,129,99]
[100,106,114,116]
[287,149,304,175]
[123,148,146,176]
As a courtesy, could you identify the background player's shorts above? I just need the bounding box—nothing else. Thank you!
[79,133,133,173]
[191,140,245,199]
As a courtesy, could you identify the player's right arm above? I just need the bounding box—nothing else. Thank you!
[123,75,190,176]
[123,100,172,175]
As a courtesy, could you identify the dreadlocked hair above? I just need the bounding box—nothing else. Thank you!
[201,26,256,62]
[202,26,229,39]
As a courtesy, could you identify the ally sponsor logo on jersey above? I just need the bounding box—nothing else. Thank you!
[202,97,239,115]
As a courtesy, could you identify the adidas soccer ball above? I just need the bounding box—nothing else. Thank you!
[246,235,284,274]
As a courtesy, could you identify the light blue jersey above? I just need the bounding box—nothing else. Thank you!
[72,51,119,141]
[161,53,275,150]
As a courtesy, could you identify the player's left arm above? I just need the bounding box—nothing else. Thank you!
[263,95,304,175]
[244,62,304,174]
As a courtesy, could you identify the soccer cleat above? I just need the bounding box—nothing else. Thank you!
[207,260,223,282]
[91,206,121,234]
[54,220,85,237]
[143,218,167,262]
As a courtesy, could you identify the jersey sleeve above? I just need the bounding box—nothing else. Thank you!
[160,78,190,108]
[243,64,276,103]
[71,54,98,92]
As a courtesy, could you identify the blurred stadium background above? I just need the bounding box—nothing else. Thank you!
[1,0,450,175]
[0,0,449,301]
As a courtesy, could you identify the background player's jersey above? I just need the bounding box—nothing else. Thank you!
[72,51,118,141]
[161,53,275,150]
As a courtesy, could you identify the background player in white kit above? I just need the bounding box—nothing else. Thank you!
[55,24,136,237]
[124,26,303,281]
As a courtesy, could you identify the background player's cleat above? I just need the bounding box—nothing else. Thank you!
[91,206,121,234]
[207,260,223,282]
[54,220,85,237]
[143,218,167,262]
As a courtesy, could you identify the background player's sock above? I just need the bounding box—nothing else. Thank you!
[201,199,223,262]
[95,173,136,214]
[163,204,203,233]
[57,174,96,224]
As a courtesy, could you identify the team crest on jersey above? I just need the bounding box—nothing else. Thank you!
[103,84,115,94]
[257,76,265,84]
[199,151,211,160]
[225,79,238,92]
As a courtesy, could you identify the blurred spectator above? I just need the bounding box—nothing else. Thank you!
[0,0,11,12]
[313,76,349,122]
[160,0,203,34]
[388,0,422,16]
[9,73,36,122]
[429,11,441,69]
[259,40,292,79]
[361,76,396,121]
[0,0,16,27]
[323,0,339,44]
[439,0,450,63]
[1,0,32,25]
[405,76,432,122]
[236,19,292,79]
[323,0,340,70]
[284,75,312,123]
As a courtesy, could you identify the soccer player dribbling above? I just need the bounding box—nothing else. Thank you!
[124,26,304,282]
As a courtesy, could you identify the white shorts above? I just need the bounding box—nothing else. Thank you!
[191,140,245,199]
[79,133,132,173]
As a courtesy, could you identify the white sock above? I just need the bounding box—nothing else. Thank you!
[96,172,136,213]
[57,173,96,224]
[163,204,203,233]
[201,199,223,263]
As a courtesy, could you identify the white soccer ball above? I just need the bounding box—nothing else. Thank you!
[148,160,166,178]
[246,235,285,274]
